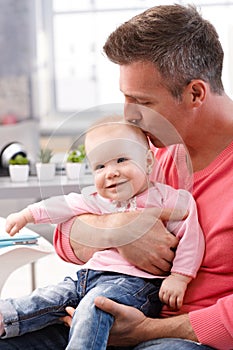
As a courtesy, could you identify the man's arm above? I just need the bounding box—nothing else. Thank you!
[63,299,197,346]
[94,296,197,347]
[64,293,233,349]
[94,294,233,349]
[70,207,185,274]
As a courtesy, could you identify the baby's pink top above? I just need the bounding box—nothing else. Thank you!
[29,182,203,281]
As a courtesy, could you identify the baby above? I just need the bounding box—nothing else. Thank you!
[1,116,204,350]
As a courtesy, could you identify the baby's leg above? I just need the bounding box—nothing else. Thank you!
[66,272,162,350]
[0,277,79,338]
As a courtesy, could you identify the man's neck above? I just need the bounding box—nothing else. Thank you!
[187,94,233,172]
[188,134,233,172]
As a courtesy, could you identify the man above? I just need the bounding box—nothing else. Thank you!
[66,4,233,349]
[1,4,232,349]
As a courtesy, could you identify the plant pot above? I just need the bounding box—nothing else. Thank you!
[9,164,29,182]
[66,162,82,180]
[36,163,55,181]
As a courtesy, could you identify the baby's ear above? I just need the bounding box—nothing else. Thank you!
[146,150,154,174]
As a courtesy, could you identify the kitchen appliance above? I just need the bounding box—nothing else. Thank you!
[0,142,28,168]
[0,120,39,176]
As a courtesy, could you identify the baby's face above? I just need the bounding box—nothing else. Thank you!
[85,124,152,201]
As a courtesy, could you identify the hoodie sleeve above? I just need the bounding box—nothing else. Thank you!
[189,294,233,349]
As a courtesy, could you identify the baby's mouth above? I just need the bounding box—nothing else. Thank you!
[106,181,127,189]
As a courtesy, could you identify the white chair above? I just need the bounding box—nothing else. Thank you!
[0,217,54,296]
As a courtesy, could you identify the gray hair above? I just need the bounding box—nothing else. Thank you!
[103,4,224,99]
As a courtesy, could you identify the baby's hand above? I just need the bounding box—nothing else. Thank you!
[5,209,34,236]
[159,273,191,310]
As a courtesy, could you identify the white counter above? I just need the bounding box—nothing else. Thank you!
[0,217,54,295]
[0,175,93,292]
[0,174,94,199]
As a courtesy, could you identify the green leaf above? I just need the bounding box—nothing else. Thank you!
[67,145,86,163]
[9,154,29,165]
[38,148,53,163]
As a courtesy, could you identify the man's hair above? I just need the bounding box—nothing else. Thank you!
[103,4,224,99]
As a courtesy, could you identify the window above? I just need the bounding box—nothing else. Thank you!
[51,0,161,113]
[37,0,233,133]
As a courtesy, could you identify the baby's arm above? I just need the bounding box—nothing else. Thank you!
[159,273,192,310]
[5,208,34,236]
[159,187,204,310]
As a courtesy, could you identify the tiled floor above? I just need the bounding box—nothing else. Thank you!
[1,253,79,299]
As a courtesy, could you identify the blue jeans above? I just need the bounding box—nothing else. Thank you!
[0,330,216,350]
[133,339,215,349]
[0,269,162,350]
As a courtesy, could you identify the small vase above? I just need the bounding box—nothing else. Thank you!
[9,164,29,182]
[36,163,55,181]
[66,162,82,180]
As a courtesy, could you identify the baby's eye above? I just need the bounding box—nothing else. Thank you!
[95,164,105,171]
[117,157,128,163]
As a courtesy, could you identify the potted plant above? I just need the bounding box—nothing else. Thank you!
[36,148,55,181]
[9,154,30,182]
[66,144,86,180]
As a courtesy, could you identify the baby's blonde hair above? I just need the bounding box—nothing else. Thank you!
[85,115,150,149]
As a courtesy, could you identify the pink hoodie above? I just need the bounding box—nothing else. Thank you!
[152,142,233,349]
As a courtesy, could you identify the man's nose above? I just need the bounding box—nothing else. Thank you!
[124,102,142,124]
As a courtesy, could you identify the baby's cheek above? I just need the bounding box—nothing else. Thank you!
[94,175,104,192]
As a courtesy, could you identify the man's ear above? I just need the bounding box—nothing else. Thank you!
[184,80,207,108]
[146,149,154,174]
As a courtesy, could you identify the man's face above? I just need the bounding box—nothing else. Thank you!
[120,61,188,147]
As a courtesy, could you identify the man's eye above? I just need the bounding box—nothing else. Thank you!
[137,100,150,106]
[117,157,128,163]
[95,164,105,170]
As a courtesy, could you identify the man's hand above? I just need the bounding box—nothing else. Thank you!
[62,301,148,347]
[94,296,149,347]
[117,211,178,275]
[94,296,198,346]
[62,307,75,327]
[62,296,198,347]
[114,207,184,275]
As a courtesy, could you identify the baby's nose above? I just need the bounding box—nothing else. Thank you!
[106,166,120,178]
